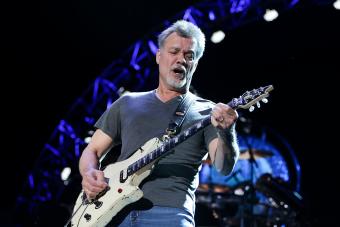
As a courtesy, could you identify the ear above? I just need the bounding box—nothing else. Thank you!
[156,49,160,64]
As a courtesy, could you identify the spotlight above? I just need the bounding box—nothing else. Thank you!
[61,167,71,181]
[334,0,340,10]
[84,136,92,144]
[210,30,225,44]
[263,9,279,22]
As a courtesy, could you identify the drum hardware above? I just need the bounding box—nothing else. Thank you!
[196,116,303,226]
[196,162,243,227]
[196,131,300,226]
[255,173,304,212]
[196,150,270,226]
[239,148,274,160]
[236,136,272,227]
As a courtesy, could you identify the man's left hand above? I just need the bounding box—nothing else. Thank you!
[211,103,238,129]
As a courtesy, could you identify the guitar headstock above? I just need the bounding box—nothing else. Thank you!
[230,85,274,111]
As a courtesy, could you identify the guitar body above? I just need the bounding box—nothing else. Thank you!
[71,137,162,227]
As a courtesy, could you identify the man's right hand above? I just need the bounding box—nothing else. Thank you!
[81,168,108,199]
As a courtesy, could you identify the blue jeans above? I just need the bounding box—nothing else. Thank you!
[114,206,194,227]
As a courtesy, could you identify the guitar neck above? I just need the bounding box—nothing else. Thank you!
[126,99,238,176]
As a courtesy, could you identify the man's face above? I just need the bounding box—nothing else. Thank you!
[156,32,198,91]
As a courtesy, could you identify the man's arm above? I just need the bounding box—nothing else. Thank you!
[79,129,112,199]
[208,103,239,175]
[208,125,239,175]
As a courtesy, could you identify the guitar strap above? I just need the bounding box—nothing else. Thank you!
[166,92,195,137]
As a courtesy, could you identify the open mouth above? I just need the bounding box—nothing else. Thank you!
[173,67,186,75]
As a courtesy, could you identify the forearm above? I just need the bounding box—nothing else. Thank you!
[213,125,239,175]
[79,146,100,177]
[79,129,113,176]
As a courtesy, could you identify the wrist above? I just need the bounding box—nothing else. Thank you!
[216,123,235,135]
[216,124,236,143]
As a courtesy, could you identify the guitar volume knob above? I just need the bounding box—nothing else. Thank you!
[94,200,103,209]
[84,213,91,222]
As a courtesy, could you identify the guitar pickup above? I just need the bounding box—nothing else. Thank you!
[120,170,128,183]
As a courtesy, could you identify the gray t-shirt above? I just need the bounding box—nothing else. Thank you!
[95,90,217,216]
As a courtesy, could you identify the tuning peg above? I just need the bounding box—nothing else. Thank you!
[261,98,268,103]
[256,101,261,108]
[249,106,255,112]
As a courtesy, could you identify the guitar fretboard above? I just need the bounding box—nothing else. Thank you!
[126,99,238,176]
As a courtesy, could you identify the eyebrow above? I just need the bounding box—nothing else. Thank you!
[169,47,195,54]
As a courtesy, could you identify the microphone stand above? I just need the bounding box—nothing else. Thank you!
[238,115,259,227]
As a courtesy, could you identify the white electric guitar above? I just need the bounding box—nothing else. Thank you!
[66,85,274,227]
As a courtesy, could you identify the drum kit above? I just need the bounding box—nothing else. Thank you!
[195,147,303,227]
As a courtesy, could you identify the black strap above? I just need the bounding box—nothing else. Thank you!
[166,92,195,136]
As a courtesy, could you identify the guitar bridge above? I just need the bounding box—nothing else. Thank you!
[96,186,110,199]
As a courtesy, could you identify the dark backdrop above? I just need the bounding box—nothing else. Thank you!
[4,0,338,225]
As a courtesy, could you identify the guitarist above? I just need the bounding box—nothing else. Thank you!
[78,20,240,226]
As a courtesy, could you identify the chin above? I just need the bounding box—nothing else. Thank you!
[173,81,187,90]
[167,77,186,89]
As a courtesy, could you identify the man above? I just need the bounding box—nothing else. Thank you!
[79,20,239,226]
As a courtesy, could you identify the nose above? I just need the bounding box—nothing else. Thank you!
[176,53,187,65]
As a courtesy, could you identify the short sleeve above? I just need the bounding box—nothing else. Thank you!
[94,97,123,145]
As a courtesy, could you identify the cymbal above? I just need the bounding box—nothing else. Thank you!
[196,184,232,194]
[202,158,212,165]
[239,148,273,160]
